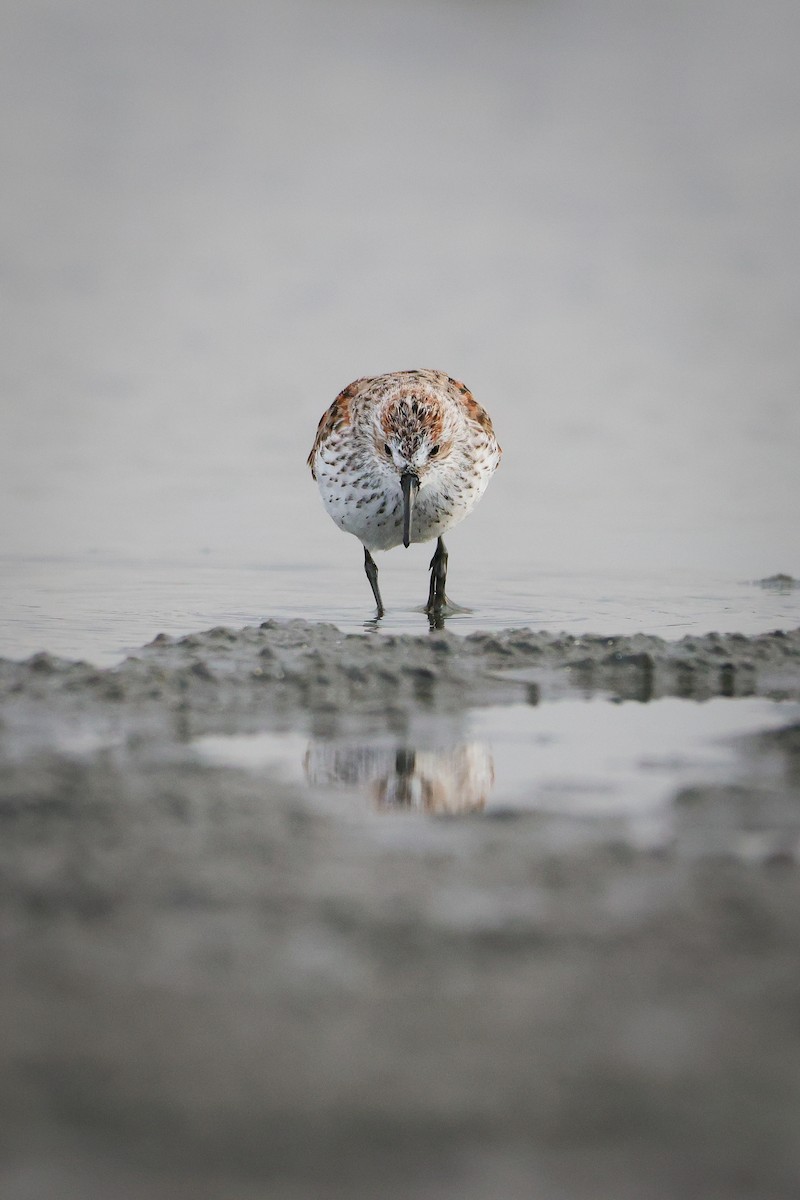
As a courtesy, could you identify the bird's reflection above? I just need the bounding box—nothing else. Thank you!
[303,741,494,814]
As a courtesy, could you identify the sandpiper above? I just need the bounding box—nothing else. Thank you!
[308,369,501,616]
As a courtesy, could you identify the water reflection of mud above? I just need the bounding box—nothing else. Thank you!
[304,742,494,814]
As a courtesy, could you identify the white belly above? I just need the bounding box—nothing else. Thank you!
[314,456,494,552]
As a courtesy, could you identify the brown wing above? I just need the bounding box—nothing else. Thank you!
[307,376,371,477]
[442,372,501,452]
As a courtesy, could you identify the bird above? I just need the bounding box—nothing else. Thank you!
[307,369,501,617]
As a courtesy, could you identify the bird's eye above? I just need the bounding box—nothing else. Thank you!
[383,443,392,458]
[429,444,440,457]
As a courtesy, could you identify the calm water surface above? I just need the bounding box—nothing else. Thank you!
[195,695,800,854]
[2,554,799,665]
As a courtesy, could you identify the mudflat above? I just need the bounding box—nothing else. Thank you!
[2,620,800,1199]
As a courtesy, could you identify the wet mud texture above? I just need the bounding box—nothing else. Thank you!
[2,621,800,1200]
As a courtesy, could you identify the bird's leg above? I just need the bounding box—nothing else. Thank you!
[364,547,384,617]
[425,537,449,613]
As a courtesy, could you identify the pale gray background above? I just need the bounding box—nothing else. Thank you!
[2,0,799,656]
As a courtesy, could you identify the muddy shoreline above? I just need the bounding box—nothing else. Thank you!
[2,621,800,1199]
[4,620,800,727]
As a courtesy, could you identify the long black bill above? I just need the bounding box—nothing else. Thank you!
[400,471,419,548]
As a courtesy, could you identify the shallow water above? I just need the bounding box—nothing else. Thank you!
[194,695,800,856]
[2,554,799,665]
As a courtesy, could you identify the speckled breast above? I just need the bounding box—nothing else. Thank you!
[313,453,494,552]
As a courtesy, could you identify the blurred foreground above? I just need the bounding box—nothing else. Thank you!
[2,620,800,1199]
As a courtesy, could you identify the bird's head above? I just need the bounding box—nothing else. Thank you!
[374,394,453,547]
